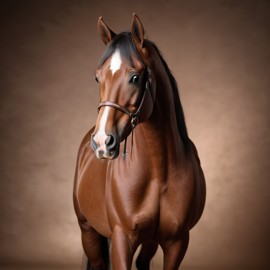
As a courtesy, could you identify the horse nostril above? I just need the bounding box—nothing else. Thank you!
[105,134,117,151]
[90,134,98,151]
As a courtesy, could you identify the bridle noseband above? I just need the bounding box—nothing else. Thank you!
[97,67,153,158]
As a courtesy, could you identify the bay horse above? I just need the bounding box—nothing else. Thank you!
[73,14,206,270]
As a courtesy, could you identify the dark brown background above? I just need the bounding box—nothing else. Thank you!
[0,0,269,269]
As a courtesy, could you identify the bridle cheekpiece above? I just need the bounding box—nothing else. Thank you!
[97,67,153,158]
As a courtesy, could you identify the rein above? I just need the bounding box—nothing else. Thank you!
[97,67,153,158]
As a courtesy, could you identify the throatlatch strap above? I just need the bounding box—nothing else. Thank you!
[123,125,135,160]
[123,137,128,159]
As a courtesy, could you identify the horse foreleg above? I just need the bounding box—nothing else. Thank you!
[81,252,90,270]
[162,232,189,270]
[111,226,135,270]
[135,241,159,270]
[81,227,109,270]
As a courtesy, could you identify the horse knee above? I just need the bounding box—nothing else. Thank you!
[135,242,158,270]
[162,232,190,270]
[81,230,109,270]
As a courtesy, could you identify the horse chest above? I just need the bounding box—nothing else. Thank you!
[106,175,160,237]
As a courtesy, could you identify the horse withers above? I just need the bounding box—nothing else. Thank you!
[73,14,206,270]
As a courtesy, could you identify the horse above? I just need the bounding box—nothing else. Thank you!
[73,14,206,270]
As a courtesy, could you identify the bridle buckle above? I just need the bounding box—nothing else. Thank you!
[131,115,139,128]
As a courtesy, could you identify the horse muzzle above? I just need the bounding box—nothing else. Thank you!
[91,133,120,159]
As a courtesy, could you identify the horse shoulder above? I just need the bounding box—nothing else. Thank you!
[156,152,195,236]
[74,128,111,237]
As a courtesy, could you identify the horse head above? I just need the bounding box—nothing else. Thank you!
[91,14,155,159]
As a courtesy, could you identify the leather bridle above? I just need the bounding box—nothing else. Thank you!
[97,67,153,157]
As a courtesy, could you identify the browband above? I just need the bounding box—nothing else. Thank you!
[98,67,152,128]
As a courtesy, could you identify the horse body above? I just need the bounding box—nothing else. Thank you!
[74,14,205,270]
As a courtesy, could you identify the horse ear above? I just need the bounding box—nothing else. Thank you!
[98,16,116,45]
[131,14,145,48]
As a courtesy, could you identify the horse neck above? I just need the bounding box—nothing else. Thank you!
[134,63,186,165]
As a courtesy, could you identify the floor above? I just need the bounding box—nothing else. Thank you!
[0,267,231,270]
[1,265,269,270]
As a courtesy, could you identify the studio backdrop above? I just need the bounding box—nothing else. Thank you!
[0,0,269,269]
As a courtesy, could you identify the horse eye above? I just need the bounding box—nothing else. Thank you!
[129,75,141,85]
[95,75,99,83]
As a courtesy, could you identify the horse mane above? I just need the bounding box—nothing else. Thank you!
[147,41,190,149]
[98,32,190,149]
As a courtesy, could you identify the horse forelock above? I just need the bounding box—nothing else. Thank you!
[98,32,142,69]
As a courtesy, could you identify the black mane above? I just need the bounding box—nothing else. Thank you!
[148,41,190,148]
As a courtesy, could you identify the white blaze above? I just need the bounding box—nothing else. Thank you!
[94,106,110,150]
[110,49,122,75]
